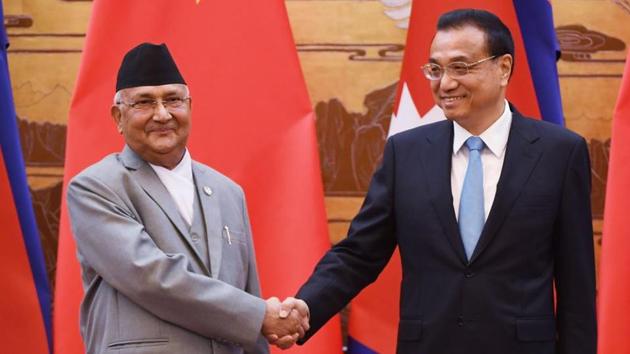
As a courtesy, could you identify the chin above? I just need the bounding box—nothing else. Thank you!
[150,137,176,149]
[148,142,177,154]
[442,109,464,122]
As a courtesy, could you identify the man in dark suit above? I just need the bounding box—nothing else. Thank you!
[287,8,596,354]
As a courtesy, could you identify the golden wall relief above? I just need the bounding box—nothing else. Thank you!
[17,118,65,287]
[3,0,629,288]
[555,22,625,220]
[287,0,407,196]
[298,43,403,195]
[4,0,91,287]
[553,0,629,278]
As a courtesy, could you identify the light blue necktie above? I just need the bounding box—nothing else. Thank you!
[459,136,485,260]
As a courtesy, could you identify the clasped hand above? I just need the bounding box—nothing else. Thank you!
[261,297,310,350]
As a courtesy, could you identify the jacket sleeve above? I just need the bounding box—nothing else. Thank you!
[553,137,597,354]
[67,173,267,352]
[296,138,399,342]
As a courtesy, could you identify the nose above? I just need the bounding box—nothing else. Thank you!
[152,101,171,121]
[439,71,459,91]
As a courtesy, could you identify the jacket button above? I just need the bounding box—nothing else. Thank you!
[457,316,464,327]
[191,233,200,242]
[464,271,475,278]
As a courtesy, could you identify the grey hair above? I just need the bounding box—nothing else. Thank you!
[113,85,190,106]
[113,90,123,106]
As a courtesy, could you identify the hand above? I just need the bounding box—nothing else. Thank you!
[278,297,309,334]
[261,297,310,349]
[275,297,310,349]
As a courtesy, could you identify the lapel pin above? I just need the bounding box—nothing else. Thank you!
[203,186,213,196]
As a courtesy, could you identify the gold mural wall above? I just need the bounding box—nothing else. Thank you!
[3,0,629,296]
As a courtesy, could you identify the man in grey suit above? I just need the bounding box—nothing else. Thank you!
[67,43,308,354]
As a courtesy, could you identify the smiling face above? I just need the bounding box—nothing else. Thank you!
[429,24,512,134]
[111,84,191,169]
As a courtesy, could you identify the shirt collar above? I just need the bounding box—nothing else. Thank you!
[452,99,512,157]
[149,148,193,183]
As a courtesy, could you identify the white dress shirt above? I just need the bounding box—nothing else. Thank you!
[149,149,195,226]
[451,100,512,221]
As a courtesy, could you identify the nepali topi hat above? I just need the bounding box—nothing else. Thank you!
[116,42,186,91]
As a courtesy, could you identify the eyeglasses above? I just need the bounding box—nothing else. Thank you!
[117,97,191,111]
[421,55,497,81]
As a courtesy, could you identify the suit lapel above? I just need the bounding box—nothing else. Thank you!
[120,146,210,275]
[469,112,543,263]
[193,163,223,279]
[423,122,469,265]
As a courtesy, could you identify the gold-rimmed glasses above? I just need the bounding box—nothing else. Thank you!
[421,55,497,81]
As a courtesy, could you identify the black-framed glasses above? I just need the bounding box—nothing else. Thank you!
[421,55,497,81]
[117,97,191,111]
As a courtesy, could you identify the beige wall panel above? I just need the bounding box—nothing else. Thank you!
[560,77,621,140]
[552,0,629,140]
[7,0,91,34]
[287,1,407,43]
[328,222,351,245]
[288,0,406,113]
[10,53,81,125]
[298,52,402,114]
[325,197,363,244]
[325,196,364,220]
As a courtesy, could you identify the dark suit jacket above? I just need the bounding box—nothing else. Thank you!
[297,109,596,354]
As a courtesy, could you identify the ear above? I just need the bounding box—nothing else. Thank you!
[111,105,123,134]
[498,54,513,86]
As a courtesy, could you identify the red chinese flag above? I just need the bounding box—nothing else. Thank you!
[54,1,341,353]
[598,55,630,354]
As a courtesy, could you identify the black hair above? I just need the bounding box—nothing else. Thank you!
[437,9,514,72]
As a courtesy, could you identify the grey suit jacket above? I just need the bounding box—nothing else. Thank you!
[67,146,269,354]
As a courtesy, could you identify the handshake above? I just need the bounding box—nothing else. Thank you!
[261,297,310,350]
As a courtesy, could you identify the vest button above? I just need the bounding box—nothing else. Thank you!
[191,233,200,242]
